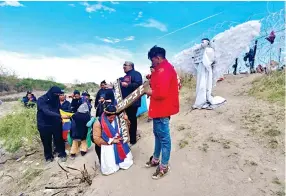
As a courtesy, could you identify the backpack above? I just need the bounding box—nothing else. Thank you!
[86,117,97,144]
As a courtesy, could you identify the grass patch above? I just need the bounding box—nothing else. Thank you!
[272,177,282,185]
[179,139,189,149]
[20,167,44,184]
[199,143,209,152]
[249,71,285,105]
[177,125,185,131]
[0,105,39,152]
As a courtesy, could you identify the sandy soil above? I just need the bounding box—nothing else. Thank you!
[0,74,285,196]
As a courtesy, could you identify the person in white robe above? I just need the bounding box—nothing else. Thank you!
[93,104,133,175]
[192,38,226,110]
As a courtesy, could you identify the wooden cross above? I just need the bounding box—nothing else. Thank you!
[113,79,150,143]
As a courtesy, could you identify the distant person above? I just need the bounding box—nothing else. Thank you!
[71,90,82,113]
[59,92,72,144]
[94,80,115,109]
[146,65,155,122]
[145,45,179,179]
[120,61,143,146]
[232,58,238,75]
[70,103,91,159]
[95,89,114,117]
[59,92,71,112]
[81,91,92,112]
[22,91,37,108]
[36,86,69,163]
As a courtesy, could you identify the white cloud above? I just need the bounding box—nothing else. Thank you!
[0,44,149,84]
[81,2,115,13]
[0,1,24,7]
[96,36,121,44]
[110,1,119,4]
[68,3,75,7]
[124,36,135,41]
[96,36,135,43]
[135,19,167,32]
[135,11,143,20]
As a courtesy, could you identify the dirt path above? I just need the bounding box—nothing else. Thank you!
[0,74,284,196]
[84,74,285,196]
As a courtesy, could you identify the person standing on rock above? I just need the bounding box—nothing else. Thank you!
[37,86,69,163]
[145,46,179,179]
[120,61,143,146]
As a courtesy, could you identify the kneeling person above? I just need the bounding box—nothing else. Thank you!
[93,105,133,175]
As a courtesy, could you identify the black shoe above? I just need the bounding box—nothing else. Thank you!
[70,154,76,160]
[80,151,87,156]
[46,157,54,163]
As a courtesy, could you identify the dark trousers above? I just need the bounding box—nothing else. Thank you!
[39,126,66,160]
[125,106,139,145]
[95,144,101,164]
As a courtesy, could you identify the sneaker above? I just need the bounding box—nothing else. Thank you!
[80,151,87,156]
[145,156,160,168]
[46,157,54,163]
[152,165,170,180]
[70,154,76,160]
[60,156,67,162]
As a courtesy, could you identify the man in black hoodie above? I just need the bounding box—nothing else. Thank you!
[71,90,82,113]
[37,86,68,162]
[94,80,115,108]
[120,61,143,145]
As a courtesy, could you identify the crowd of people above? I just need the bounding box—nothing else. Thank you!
[35,45,180,179]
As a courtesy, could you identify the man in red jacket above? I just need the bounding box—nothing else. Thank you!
[145,45,179,180]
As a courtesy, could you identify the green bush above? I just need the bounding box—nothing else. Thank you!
[67,82,99,94]
[0,105,39,152]
[249,71,285,105]
[15,78,66,92]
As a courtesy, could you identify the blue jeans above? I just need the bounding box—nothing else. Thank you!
[153,117,171,166]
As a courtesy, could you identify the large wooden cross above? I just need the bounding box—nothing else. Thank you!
[113,79,150,143]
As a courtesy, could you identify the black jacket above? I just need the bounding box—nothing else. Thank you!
[60,100,71,112]
[120,69,143,107]
[71,98,82,113]
[94,88,115,108]
[36,86,62,130]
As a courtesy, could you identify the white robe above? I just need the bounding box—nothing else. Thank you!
[101,119,133,176]
[193,47,226,109]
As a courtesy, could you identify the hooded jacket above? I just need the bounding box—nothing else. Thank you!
[94,88,115,108]
[36,86,63,130]
[149,59,179,118]
[120,65,143,108]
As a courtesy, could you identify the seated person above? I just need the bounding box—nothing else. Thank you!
[22,91,37,108]
[93,105,133,175]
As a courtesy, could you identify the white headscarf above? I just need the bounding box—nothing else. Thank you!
[77,103,89,113]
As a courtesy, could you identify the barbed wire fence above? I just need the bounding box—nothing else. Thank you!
[179,8,285,73]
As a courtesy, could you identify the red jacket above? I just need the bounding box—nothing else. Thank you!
[148,59,179,118]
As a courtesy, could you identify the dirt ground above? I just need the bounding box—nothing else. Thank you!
[0,74,285,196]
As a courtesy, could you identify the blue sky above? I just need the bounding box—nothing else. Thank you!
[0,1,284,83]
